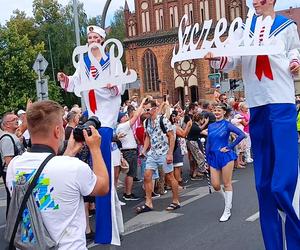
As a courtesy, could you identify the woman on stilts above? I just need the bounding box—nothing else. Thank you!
[206,103,246,222]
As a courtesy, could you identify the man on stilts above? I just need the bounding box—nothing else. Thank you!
[206,0,300,249]
[58,25,123,245]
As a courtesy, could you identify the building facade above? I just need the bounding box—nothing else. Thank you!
[124,0,248,104]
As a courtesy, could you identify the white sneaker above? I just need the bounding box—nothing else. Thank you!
[246,158,253,163]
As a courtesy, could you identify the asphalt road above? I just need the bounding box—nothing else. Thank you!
[0,162,264,250]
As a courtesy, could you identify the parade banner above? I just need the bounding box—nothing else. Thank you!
[171,9,284,67]
[71,38,137,97]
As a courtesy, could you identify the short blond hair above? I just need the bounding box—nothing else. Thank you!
[27,100,64,137]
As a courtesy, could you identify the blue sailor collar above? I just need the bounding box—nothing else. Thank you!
[249,14,296,38]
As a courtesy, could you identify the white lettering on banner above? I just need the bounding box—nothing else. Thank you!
[72,38,137,97]
[171,9,284,67]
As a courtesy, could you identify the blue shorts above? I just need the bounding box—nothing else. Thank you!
[146,154,174,174]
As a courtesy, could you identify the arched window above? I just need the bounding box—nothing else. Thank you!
[155,9,164,30]
[143,50,159,92]
[128,20,136,37]
[189,3,194,24]
[215,0,226,20]
[200,0,210,23]
[141,2,150,33]
[230,1,240,20]
[170,6,179,28]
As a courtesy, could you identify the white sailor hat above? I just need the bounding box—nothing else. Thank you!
[87,25,106,39]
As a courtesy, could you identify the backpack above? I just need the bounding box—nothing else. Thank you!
[145,115,178,152]
[4,154,57,250]
[0,134,19,177]
[145,115,167,134]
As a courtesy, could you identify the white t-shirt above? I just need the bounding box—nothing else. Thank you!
[6,152,97,250]
[116,120,137,150]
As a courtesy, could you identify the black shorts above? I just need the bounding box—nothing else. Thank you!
[122,149,138,177]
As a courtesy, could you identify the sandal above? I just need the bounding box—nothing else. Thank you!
[166,202,181,211]
[136,204,153,214]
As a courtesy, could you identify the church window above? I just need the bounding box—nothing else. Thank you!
[143,50,159,92]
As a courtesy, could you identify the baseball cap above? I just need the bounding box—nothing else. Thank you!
[117,112,127,123]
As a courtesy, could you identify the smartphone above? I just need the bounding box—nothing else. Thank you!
[163,95,167,102]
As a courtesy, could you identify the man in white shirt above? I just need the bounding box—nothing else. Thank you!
[116,98,146,200]
[205,0,300,249]
[6,100,109,249]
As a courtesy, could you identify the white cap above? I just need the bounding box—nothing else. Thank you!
[17,109,26,116]
[87,25,106,39]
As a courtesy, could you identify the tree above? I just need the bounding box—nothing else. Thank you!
[6,10,39,45]
[0,24,62,113]
[107,8,125,43]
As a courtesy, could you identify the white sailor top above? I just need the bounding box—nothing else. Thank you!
[60,54,122,128]
[212,15,300,108]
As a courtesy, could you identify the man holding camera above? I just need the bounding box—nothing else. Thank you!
[6,100,109,249]
[57,25,123,245]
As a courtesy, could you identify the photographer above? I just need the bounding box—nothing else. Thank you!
[6,100,109,249]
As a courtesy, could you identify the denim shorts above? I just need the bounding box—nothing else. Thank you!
[145,154,174,174]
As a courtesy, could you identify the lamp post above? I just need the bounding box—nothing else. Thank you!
[101,0,112,29]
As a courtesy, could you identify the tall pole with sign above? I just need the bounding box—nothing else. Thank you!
[33,53,49,101]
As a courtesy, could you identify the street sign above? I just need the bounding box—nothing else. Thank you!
[36,79,49,101]
[208,73,221,81]
[33,53,48,77]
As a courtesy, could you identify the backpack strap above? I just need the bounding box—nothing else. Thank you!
[0,134,18,157]
[159,115,167,134]
[9,153,55,250]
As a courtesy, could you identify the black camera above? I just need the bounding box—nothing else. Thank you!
[73,116,101,142]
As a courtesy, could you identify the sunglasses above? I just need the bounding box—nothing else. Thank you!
[144,107,155,112]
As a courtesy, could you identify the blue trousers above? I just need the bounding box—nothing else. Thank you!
[95,127,113,244]
[250,104,300,250]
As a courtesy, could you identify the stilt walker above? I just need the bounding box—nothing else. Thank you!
[57,25,130,245]
[207,0,300,248]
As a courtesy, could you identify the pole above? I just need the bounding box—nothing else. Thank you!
[73,0,80,47]
[47,33,55,82]
[101,0,112,29]
[200,138,212,194]
[73,0,86,110]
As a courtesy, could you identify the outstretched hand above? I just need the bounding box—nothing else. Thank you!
[290,62,300,75]
[57,72,66,82]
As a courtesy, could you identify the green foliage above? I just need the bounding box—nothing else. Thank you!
[107,8,125,43]
[0,24,44,113]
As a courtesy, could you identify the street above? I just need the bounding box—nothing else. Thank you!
[0,163,264,250]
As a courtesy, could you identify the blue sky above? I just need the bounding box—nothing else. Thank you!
[0,0,299,26]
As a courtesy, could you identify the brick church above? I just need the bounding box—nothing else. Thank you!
[124,0,248,104]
